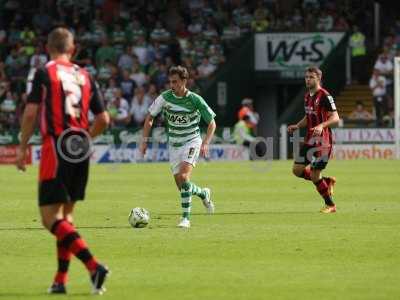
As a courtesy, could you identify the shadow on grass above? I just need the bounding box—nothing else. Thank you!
[0,292,90,297]
[0,211,311,231]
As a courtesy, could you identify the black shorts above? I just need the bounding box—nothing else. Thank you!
[38,136,90,206]
[294,143,332,170]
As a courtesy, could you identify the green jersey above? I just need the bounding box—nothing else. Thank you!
[148,89,216,147]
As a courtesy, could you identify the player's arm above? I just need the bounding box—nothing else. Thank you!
[195,96,216,158]
[16,69,44,171]
[16,103,40,171]
[139,114,154,155]
[201,119,216,157]
[288,116,307,134]
[89,112,110,138]
[312,95,340,136]
[89,77,110,138]
[140,95,164,155]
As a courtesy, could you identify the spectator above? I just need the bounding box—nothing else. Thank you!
[126,18,146,43]
[203,22,219,41]
[104,78,119,103]
[84,57,97,78]
[251,10,269,33]
[95,37,117,67]
[222,19,241,45]
[29,44,47,68]
[32,8,53,33]
[349,25,367,83]
[369,69,387,127]
[108,88,130,128]
[334,16,349,31]
[97,59,114,84]
[233,114,255,147]
[111,23,127,56]
[238,98,259,133]
[0,90,17,129]
[130,86,151,127]
[119,69,137,100]
[132,35,149,67]
[316,11,334,31]
[197,57,216,79]
[118,45,134,71]
[348,101,374,122]
[146,83,158,101]
[130,62,148,87]
[187,17,203,35]
[374,48,393,107]
[153,63,168,90]
[150,21,171,43]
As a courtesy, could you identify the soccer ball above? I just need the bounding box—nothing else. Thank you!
[128,207,150,228]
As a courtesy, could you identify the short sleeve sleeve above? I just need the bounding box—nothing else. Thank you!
[148,95,164,117]
[194,95,216,124]
[27,69,46,104]
[89,77,105,115]
[321,94,337,111]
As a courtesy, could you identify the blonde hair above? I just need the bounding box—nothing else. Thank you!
[47,27,74,54]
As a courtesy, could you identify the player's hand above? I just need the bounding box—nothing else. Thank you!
[15,146,27,172]
[287,124,299,134]
[139,141,147,156]
[200,142,209,158]
[311,124,324,136]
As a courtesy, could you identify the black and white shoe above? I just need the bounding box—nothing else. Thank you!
[47,283,66,294]
[91,264,110,295]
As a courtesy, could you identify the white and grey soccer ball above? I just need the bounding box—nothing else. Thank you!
[128,207,150,228]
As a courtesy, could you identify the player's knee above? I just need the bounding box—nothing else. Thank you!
[292,166,303,177]
[178,173,190,183]
[41,216,54,231]
[181,180,191,191]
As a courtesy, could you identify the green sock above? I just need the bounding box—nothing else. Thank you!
[188,181,206,200]
[181,182,192,219]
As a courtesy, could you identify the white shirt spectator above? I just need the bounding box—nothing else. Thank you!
[132,39,149,66]
[130,69,147,87]
[317,13,334,31]
[118,52,134,70]
[188,21,202,35]
[197,58,216,78]
[110,97,130,121]
[374,55,393,85]
[30,53,47,67]
[130,94,151,124]
[369,74,386,97]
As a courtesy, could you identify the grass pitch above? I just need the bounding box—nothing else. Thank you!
[0,160,399,300]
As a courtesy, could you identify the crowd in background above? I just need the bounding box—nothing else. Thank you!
[0,0,394,131]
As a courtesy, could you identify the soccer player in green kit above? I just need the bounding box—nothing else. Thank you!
[140,66,216,228]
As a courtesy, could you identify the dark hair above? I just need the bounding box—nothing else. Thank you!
[305,66,322,80]
[168,65,189,80]
[243,115,251,121]
[356,101,364,106]
[47,27,74,54]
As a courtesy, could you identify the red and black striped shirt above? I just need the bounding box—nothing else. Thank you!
[304,88,336,146]
[27,59,105,138]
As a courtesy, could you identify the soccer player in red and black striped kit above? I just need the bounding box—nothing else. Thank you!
[15,28,110,294]
[288,66,340,213]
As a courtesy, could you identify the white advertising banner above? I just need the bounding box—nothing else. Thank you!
[255,32,345,71]
[31,144,249,164]
[333,128,395,143]
[333,144,395,160]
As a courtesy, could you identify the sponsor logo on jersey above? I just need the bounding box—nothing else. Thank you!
[168,114,188,124]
